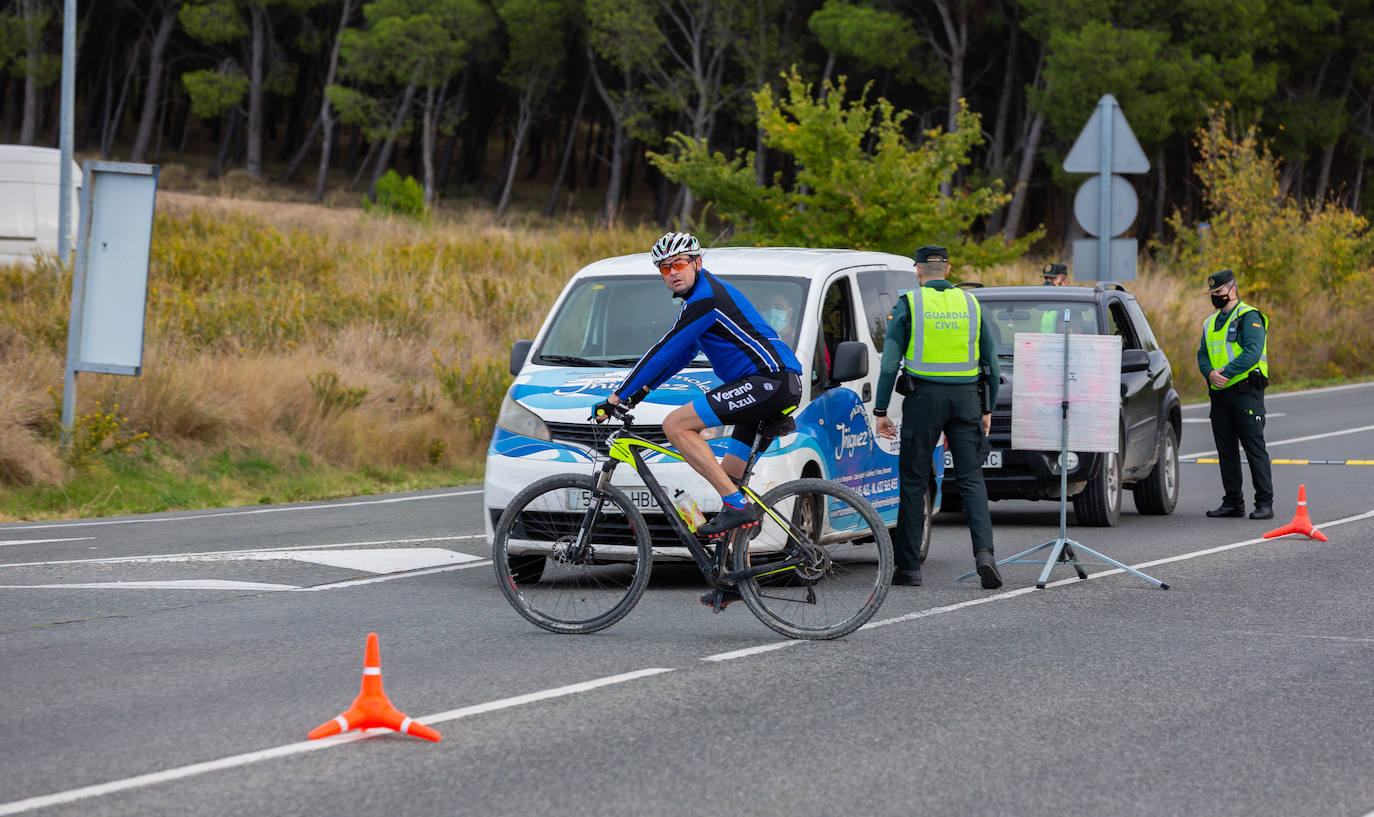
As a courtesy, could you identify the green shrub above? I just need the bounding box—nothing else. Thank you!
[365,171,429,220]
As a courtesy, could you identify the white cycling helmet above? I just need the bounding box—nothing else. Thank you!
[649,231,703,266]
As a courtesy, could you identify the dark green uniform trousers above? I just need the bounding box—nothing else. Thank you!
[1209,383,1273,507]
[895,381,995,572]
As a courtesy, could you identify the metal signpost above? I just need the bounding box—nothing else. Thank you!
[1064,94,1149,282]
[60,162,160,446]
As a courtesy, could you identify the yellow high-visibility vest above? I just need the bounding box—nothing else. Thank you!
[904,287,981,379]
[1204,301,1268,389]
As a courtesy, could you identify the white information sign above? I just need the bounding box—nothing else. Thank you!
[1010,332,1121,453]
[70,162,158,374]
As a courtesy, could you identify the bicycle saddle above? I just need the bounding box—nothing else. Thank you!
[758,415,796,439]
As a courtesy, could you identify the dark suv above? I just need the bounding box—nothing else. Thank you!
[946,283,1182,526]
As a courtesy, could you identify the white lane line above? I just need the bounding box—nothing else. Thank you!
[293,559,491,591]
[0,489,482,531]
[1180,424,1374,461]
[1182,380,1374,409]
[702,641,801,662]
[0,537,94,548]
[1183,413,1285,424]
[862,587,1039,630]
[1050,509,1374,584]
[0,535,484,569]
[0,667,672,817]
[0,580,296,591]
[78,548,482,574]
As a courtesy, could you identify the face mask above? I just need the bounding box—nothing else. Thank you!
[762,308,789,331]
[1210,292,1230,309]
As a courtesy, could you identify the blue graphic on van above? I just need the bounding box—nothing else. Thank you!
[511,368,722,411]
[793,386,901,523]
[488,428,588,462]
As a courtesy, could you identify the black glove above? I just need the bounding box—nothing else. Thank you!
[591,400,617,422]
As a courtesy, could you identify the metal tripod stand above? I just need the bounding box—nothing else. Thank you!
[960,312,1169,590]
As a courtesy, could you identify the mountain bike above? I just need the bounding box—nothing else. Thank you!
[491,403,893,640]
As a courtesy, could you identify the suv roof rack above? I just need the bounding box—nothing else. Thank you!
[1093,281,1128,293]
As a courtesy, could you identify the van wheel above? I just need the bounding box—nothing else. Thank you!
[1073,448,1122,527]
[918,491,933,563]
[1132,425,1179,515]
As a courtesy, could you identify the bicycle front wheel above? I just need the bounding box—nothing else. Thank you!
[492,473,652,634]
[734,478,892,640]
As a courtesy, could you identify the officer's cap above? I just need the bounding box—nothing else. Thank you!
[1042,263,1068,278]
[913,245,948,264]
[1204,268,1235,291]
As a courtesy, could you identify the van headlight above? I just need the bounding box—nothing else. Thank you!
[496,392,551,441]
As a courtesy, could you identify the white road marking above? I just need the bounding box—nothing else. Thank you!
[0,489,482,531]
[292,559,491,591]
[0,667,673,817]
[0,535,484,570]
[1182,380,1374,409]
[0,537,94,547]
[1183,413,1284,423]
[702,641,800,662]
[1180,423,1374,461]
[84,547,481,574]
[0,580,296,591]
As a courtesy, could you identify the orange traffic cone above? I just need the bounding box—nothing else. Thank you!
[1262,484,1328,542]
[307,632,441,742]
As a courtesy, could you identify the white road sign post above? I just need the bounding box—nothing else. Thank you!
[60,161,159,447]
[1063,94,1149,282]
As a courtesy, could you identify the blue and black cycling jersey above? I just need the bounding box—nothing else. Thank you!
[614,269,802,403]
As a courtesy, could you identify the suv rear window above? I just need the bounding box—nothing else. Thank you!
[976,298,1100,355]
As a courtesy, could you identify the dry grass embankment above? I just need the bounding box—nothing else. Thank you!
[0,195,657,519]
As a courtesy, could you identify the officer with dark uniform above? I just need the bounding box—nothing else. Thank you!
[1197,268,1273,520]
[1041,262,1069,286]
[874,245,1002,588]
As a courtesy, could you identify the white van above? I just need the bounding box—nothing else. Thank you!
[0,145,82,266]
[483,247,947,562]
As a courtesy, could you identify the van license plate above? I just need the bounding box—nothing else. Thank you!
[566,488,657,511]
[943,450,1002,470]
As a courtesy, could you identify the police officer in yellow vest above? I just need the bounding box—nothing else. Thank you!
[875,245,1003,588]
[1197,268,1273,520]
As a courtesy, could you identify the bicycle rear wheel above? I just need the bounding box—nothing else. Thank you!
[734,478,892,640]
[493,473,652,634]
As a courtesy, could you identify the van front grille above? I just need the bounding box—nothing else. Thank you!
[546,422,672,454]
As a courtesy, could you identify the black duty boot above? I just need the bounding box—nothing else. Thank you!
[975,550,1003,589]
[892,569,922,586]
[1249,504,1274,520]
[1206,503,1245,518]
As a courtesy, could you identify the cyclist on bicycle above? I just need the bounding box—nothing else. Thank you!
[594,231,803,543]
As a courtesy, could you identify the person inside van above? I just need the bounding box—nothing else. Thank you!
[593,232,803,604]
[761,290,796,340]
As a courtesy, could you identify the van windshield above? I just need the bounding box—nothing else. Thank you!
[976,298,1100,357]
[536,275,808,367]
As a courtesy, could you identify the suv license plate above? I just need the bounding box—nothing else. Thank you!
[566,488,657,511]
[943,450,1003,470]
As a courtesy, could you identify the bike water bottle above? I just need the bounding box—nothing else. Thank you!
[673,489,706,532]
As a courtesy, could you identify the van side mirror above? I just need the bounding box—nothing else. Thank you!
[510,340,533,375]
[1121,348,1149,373]
[830,341,869,382]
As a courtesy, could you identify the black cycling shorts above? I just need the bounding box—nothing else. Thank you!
[694,372,802,451]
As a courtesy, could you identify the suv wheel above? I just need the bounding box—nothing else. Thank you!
[1132,424,1179,515]
[1073,447,1122,527]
